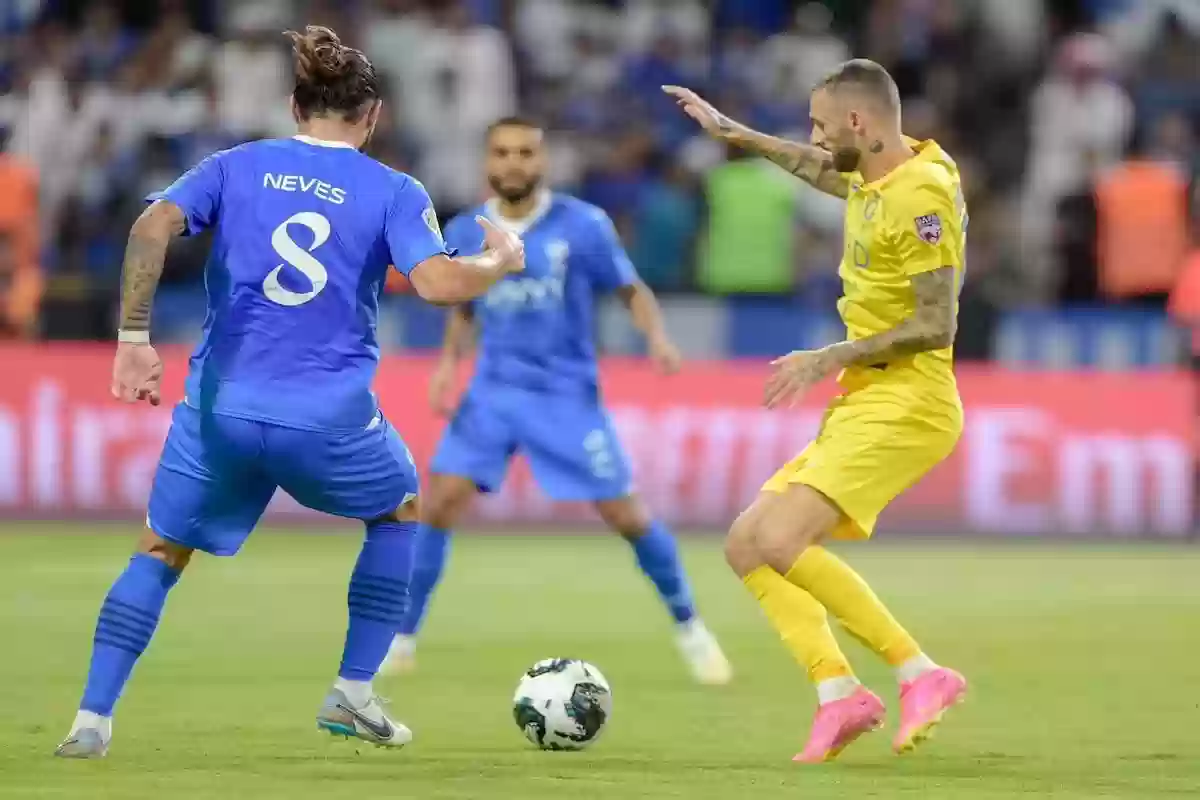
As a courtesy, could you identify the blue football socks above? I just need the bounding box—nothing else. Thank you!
[628,520,696,624]
[396,524,450,637]
[80,554,181,716]
[340,519,417,681]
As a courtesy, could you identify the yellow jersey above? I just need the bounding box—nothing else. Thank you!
[836,138,966,417]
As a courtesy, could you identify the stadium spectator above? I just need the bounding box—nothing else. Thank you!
[1167,209,1200,358]
[697,143,799,295]
[1131,12,1200,134]
[405,0,517,213]
[628,157,699,292]
[760,3,849,101]
[74,1,139,82]
[213,2,292,138]
[1095,116,1193,304]
[1,0,1197,357]
[1021,32,1133,301]
[0,149,40,338]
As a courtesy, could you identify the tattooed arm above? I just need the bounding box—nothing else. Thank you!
[118,200,187,334]
[109,201,186,405]
[722,129,850,199]
[663,85,850,198]
[824,266,958,366]
[763,267,958,408]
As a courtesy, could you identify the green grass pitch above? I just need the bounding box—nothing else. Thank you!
[0,523,1197,799]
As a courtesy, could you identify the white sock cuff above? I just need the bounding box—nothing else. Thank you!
[895,653,939,684]
[816,676,861,705]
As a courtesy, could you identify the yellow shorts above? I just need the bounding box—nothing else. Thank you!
[761,393,961,539]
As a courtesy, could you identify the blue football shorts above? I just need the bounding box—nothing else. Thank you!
[147,402,418,556]
[430,384,632,501]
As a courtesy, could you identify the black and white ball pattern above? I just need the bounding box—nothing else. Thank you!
[512,658,612,751]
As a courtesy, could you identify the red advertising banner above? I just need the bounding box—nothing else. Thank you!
[3,344,1195,536]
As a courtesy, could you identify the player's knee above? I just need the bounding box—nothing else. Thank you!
[136,528,194,572]
[724,510,763,577]
[723,534,762,578]
[376,496,420,524]
[594,496,650,538]
[754,512,825,574]
[421,475,477,530]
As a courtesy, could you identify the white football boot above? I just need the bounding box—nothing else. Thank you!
[676,619,733,686]
[54,712,112,759]
[378,634,417,676]
[316,684,412,748]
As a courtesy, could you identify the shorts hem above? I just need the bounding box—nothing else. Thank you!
[767,474,874,541]
[544,487,634,503]
[429,468,496,495]
[146,520,240,557]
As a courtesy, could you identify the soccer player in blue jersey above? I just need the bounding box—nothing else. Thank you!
[54,27,526,759]
[380,118,732,685]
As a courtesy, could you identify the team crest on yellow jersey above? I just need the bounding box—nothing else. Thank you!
[914,213,943,244]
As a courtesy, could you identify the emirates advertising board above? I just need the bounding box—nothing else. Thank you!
[2,345,1193,537]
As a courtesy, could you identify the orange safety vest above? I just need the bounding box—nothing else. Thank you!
[0,155,41,334]
[1095,160,1189,298]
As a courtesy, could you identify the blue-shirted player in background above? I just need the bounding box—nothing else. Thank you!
[55,27,525,759]
[381,118,732,686]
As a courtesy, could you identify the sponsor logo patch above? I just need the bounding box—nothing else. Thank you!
[915,213,943,244]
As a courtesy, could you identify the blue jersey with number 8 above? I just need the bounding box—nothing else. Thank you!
[148,135,449,433]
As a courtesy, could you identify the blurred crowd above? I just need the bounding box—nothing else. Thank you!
[0,0,1198,344]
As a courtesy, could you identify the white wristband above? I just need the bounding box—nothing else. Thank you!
[117,330,151,344]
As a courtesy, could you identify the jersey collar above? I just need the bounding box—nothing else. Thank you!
[292,134,357,149]
[484,190,553,236]
[861,136,935,192]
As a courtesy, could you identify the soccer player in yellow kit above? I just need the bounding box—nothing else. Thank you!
[666,59,967,763]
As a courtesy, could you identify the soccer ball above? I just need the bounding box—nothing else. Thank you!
[512,658,612,751]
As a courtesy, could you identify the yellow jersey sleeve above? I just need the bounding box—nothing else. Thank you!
[887,182,962,277]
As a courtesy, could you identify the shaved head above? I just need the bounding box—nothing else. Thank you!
[808,59,902,173]
[816,58,901,112]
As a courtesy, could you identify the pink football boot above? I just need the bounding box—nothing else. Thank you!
[893,667,967,754]
[793,687,886,764]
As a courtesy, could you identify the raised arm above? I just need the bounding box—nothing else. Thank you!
[664,85,850,199]
[409,232,523,306]
[388,181,525,306]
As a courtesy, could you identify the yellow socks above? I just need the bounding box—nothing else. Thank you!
[743,566,854,682]
[785,546,921,668]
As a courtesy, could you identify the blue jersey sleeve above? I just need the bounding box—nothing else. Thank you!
[385,176,451,277]
[146,151,226,236]
[581,208,638,292]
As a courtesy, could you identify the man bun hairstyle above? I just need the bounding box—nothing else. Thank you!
[285,25,379,122]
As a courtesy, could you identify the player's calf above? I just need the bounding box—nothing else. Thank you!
[380,474,477,676]
[56,530,191,758]
[327,505,418,744]
[596,496,733,686]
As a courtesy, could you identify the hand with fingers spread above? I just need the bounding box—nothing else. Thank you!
[763,347,841,409]
[662,85,742,140]
[476,215,525,275]
[112,342,164,406]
